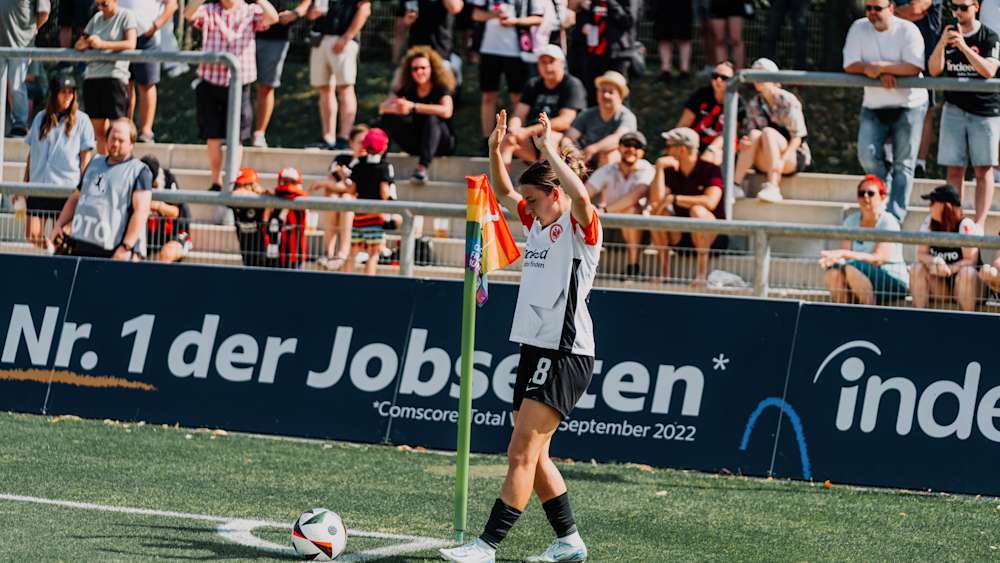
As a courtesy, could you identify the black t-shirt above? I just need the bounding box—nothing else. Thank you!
[313,0,368,36]
[351,158,395,200]
[405,0,454,58]
[942,22,1000,116]
[256,0,302,40]
[396,84,453,121]
[519,74,587,125]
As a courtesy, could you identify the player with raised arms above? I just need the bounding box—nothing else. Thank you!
[440,111,602,563]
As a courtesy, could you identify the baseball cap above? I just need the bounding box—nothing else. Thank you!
[49,71,77,92]
[275,167,306,197]
[536,44,565,62]
[921,185,962,206]
[619,131,647,147]
[661,127,700,151]
[594,70,629,98]
[751,57,780,72]
[363,128,390,154]
[234,167,259,186]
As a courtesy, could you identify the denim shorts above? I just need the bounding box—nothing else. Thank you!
[834,259,909,305]
[938,102,1000,167]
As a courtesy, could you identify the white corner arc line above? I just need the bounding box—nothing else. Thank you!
[0,493,452,561]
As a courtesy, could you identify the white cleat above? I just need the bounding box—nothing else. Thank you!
[440,538,496,563]
[525,538,588,562]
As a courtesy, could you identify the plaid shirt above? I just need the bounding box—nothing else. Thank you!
[191,3,265,86]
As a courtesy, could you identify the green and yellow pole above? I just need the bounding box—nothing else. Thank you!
[454,257,478,542]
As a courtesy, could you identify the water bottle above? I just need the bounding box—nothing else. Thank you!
[13,196,26,221]
[266,218,280,259]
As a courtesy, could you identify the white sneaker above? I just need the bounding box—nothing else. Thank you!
[525,536,588,562]
[251,132,268,148]
[756,182,784,203]
[439,538,496,562]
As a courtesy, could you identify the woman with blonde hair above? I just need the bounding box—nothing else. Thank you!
[378,45,457,184]
[20,72,95,249]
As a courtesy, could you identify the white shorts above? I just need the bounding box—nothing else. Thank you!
[309,35,359,88]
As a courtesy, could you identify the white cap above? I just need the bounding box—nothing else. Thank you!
[536,44,565,62]
[751,57,779,72]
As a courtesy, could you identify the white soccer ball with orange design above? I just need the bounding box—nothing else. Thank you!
[291,508,348,560]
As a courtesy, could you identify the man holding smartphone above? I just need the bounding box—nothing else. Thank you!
[928,0,1000,229]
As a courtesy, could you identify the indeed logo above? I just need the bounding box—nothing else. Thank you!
[814,340,1000,442]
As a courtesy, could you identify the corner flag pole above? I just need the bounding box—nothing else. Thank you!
[454,259,477,542]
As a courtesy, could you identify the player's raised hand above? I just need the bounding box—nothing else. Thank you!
[488,110,508,154]
[532,112,553,151]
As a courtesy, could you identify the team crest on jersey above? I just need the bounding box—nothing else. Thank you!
[549,223,563,242]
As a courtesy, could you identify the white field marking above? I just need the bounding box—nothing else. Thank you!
[0,493,453,561]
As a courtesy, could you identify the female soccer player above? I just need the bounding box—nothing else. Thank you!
[440,111,602,563]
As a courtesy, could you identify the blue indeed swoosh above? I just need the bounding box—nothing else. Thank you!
[739,397,812,480]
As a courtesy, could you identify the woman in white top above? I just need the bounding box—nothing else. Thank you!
[819,175,908,305]
[440,111,601,563]
[21,72,95,249]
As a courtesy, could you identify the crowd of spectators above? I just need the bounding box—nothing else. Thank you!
[7,0,1000,309]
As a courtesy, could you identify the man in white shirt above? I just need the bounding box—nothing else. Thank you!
[843,0,928,222]
[586,131,653,279]
[118,0,177,143]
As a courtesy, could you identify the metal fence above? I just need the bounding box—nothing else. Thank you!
[0,47,242,187]
[6,182,1000,312]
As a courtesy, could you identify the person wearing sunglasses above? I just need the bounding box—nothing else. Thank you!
[911,185,984,311]
[843,0,928,223]
[819,175,908,306]
[732,57,810,203]
[675,61,739,166]
[928,0,1000,229]
[585,131,654,280]
[377,46,457,184]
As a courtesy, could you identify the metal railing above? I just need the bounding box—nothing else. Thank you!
[0,47,242,187]
[6,182,1000,304]
[721,71,1000,220]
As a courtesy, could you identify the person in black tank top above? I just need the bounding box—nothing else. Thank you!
[230,167,269,267]
[911,185,984,311]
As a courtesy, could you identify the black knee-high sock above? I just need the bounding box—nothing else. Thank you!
[542,492,577,538]
[479,498,522,549]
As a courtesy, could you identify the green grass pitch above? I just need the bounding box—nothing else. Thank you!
[0,411,998,562]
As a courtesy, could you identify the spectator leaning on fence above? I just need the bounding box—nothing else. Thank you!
[732,58,811,204]
[675,61,737,166]
[649,127,725,286]
[503,45,587,165]
[471,0,544,146]
[185,0,278,190]
[378,46,457,184]
[585,131,653,279]
[819,175,909,306]
[49,119,153,260]
[75,0,138,155]
[20,72,95,250]
[118,0,178,144]
[141,155,192,263]
[0,0,49,137]
[253,0,312,148]
[911,185,984,311]
[562,70,636,169]
[895,0,942,178]
[843,0,928,223]
[307,0,372,150]
[928,0,1000,229]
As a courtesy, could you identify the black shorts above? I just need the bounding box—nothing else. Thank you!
[513,344,594,419]
[654,3,693,40]
[710,0,749,18]
[83,78,129,119]
[479,53,529,94]
[59,0,96,30]
[25,197,67,216]
[196,81,252,141]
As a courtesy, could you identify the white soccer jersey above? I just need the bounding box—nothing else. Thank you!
[509,200,603,356]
